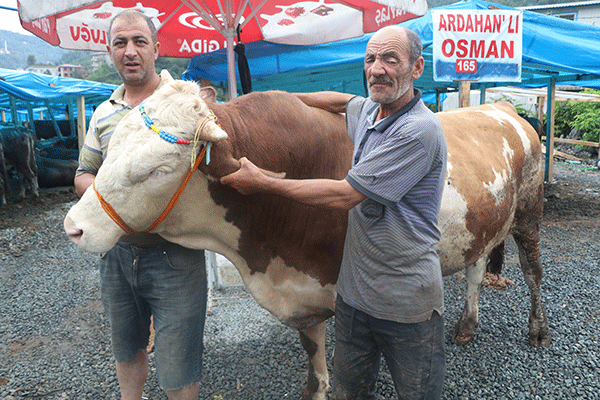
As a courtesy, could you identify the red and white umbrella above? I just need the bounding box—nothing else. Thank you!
[17,0,428,97]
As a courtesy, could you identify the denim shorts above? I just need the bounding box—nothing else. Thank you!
[99,241,207,391]
[332,295,445,400]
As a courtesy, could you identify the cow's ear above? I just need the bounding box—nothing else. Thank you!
[199,86,217,103]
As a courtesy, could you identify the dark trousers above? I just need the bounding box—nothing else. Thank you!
[332,296,445,400]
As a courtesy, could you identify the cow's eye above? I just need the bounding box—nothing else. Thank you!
[149,169,168,178]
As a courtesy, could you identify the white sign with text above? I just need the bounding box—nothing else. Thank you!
[432,9,523,82]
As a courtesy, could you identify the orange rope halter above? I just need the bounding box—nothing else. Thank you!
[93,144,208,235]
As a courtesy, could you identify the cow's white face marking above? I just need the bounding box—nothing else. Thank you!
[64,80,228,252]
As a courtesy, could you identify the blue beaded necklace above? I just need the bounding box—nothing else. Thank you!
[139,102,191,145]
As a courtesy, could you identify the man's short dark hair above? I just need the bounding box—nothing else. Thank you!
[108,10,158,45]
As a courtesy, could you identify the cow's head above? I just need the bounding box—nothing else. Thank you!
[64,78,228,252]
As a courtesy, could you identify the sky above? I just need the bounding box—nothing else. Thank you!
[0,0,31,34]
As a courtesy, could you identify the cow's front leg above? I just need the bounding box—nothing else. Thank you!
[452,258,486,345]
[298,321,330,400]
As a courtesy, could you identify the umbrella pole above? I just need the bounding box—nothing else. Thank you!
[226,33,237,99]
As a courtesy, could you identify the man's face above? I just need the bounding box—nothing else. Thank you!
[364,30,414,105]
[108,17,159,86]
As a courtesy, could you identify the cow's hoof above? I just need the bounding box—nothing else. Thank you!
[298,391,327,400]
[298,383,330,400]
[529,328,551,348]
[451,329,475,346]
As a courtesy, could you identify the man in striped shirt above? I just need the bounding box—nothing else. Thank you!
[74,11,207,400]
[221,26,447,399]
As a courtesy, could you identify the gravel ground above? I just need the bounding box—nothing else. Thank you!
[1,159,599,400]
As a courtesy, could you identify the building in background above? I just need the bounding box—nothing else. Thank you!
[520,1,600,25]
[57,64,85,78]
[91,52,112,69]
[25,63,57,75]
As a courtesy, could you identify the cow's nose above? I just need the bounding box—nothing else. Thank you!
[64,216,82,245]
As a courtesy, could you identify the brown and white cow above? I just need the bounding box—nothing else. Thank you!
[64,78,550,400]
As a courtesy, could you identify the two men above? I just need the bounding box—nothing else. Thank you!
[76,10,445,399]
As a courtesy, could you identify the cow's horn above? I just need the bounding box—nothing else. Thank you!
[200,119,228,142]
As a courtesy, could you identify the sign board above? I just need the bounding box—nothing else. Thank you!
[432,9,523,82]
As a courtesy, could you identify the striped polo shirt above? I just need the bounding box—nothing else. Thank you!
[338,89,447,324]
[76,85,130,177]
[76,70,172,177]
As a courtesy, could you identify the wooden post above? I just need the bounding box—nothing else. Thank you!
[1,109,5,122]
[544,78,556,183]
[26,102,34,125]
[9,95,18,125]
[597,132,600,166]
[537,95,544,121]
[459,81,471,108]
[44,100,65,141]
[68,102,77,139]
[76,95,86,151]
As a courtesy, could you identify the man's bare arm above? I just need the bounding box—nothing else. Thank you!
[220,157,365,211]
[74,173,96,198]
[294,91,353,114]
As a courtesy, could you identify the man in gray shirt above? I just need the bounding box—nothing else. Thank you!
[221,25,447,400]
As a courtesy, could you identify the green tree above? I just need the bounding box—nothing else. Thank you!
[84,64,122,85]
[489,94,530,115]
[27,54,36,65]
[155,57,192,79]
[71,68,86,80]
[554,100,576,138]
[554,89,600,145]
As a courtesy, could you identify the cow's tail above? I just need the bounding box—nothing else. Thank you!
[486,242,505,274]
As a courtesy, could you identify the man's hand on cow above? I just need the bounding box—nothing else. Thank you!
[220,157,274,195]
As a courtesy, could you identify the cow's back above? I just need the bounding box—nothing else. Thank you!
[205,91,352,179]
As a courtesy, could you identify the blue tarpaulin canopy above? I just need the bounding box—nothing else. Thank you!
[0,68,117,103]
[183,0,600,97]
[0,67,117,124]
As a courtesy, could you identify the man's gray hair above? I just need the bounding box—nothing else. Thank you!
[405,28,422,66]
[107,10,158,45]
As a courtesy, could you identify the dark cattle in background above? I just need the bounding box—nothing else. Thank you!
[50,137,79,150]
[0,126,39,200]
[36,156,78,188]
[33,119,73,140]
[519,113,543,139]
[39,147,79,160]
